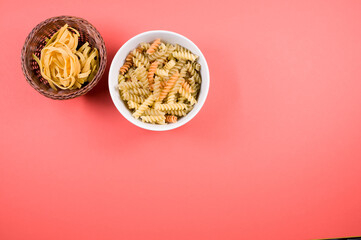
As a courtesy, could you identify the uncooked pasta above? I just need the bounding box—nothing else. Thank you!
[118,39,201,124]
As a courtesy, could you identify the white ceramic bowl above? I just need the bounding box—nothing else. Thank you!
[108,30,210,131]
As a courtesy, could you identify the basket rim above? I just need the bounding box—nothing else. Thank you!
[21,15,107,100]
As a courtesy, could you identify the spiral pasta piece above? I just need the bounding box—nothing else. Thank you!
[164,59,176,71]
[180,78,194,93]
[148,50,166,62]
[125,52,134,62]
[119,61,132,75]
[118,74,126,84]
[172,51,198,62]
[118,81,143,90]
[192,83,201,97]
[167,76,183,104]
[194,72,201,83]
[122,92,145,104]
[146,38,161,55]
[193,62,201,71]
[168,59,185,78]
[148,43,167,62]
[153,76,161,99]
[132,49,150,68]
[165,110,187,116]
[123,73,130,82]
[128,100,140,110]
[186,62,197,76]
[180,67,188,79]
[141,115,166,124]
[155,68,169,77]
[157,44,176,64]
[140,42,150,51]
[128,68,138,82]
[133,94,156,119]
[186,105,194,113]
[158,71,179,102]
[178,87,197,105]
[147,61,159,86]
[165,115,178,123]
[154,103,188,111]
[160,79,167,89]
[128,87,150,96]
[187,76,196,93]
[175,44,191,53]
[132,57,144,68]
[135,66,149,89]
[119,51,135,75]
[144,109,166,116]
[177,96,187,104]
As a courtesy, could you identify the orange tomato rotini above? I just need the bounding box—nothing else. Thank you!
[146,38,161,55]
[180,79,194,93]
[125,52,134,62]
[166,115,177,123]
[119,60,132,75]
[147,61,159,86]
[158,71,179,102]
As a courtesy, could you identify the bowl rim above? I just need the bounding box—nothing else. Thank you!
[108,30,210,131]
[21,15,107,100]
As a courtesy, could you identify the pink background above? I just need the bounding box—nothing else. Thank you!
[1,0,361,239]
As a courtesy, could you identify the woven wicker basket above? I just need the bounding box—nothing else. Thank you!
[21,16,107,100]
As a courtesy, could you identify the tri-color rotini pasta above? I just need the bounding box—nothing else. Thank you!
[118,39,202,124]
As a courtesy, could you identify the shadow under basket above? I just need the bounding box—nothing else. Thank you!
[21,16,107,100]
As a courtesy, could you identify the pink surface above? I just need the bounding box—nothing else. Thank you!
[1,0,361,239]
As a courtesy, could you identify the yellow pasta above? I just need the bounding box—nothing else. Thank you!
[133,94,156,119]
[134,66,149,89]
[128,68,138,82]
[141,115,166,124]
[172,51,198,62]
[168,59,186,78]
[118,81,143,90]
[144,109,166,116]
[118,74,126,84]
[155,68,169,77]
[132,49,150,68]
[148,43,167,62]
[178,87,197,105]
[33,24,99,91]
[154,103,188,111]
[127,100,140,110]
[140,42,150,51]
[164,59,176,71]
[128,88,150,96]
[153,76,161,98]
[177,97,187,104]
[164,110,187,116]
[157,44,176,64]
[122,92,145,104]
